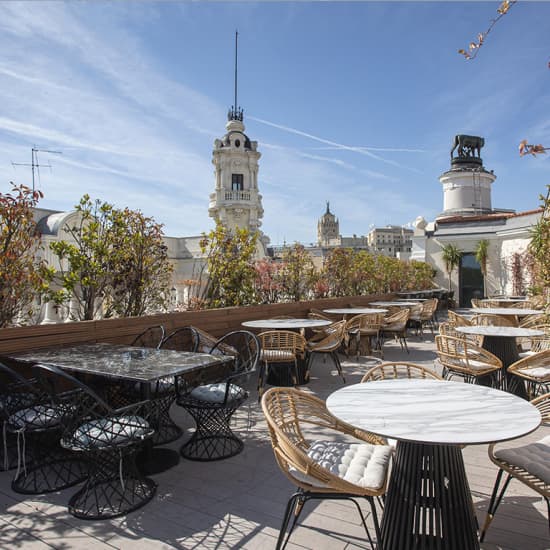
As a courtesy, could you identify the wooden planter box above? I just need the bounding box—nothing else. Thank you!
[0,293,393,355]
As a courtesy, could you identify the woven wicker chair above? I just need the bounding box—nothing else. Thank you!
[345,313,385,357]
[32,363,155,519]
[257,331,306,399]
[261,387,392,550]
[480,392,550,542]
[131,325,165,348]
[447,310,472,327]
[176,330,260,461]
[435,334,502,386]
[306,320,347,383]
[361,361,442,383]
[409,300,438,335]
[380,309,410,353]
[439,322,482,346]
[519,314,547,328]
[508,349,550,399]
[471,313,518,327]
[1,362,87,494]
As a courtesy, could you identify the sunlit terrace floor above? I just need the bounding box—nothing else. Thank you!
[1,327,549,550]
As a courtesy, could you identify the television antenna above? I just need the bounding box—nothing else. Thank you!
[12,147,62,192]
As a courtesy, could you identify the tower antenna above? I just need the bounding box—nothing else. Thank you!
[228,30,243,121]
[12,147,62,192]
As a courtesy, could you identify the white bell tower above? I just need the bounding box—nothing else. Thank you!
[208,32,265,242]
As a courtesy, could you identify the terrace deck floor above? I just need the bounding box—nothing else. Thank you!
[1,328,548,549]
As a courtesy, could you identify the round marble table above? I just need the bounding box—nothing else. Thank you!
[241,318,332,330]
[369,301,418,308]
[456,326,544,397]
[323,307,387,316]
[470,307,540,317]
[327,379,541,550]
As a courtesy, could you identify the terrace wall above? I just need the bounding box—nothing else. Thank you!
[0,293,392,355]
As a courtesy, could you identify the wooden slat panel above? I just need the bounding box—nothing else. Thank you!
[0,293,396,354]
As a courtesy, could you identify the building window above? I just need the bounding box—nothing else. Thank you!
[232,174,243,190]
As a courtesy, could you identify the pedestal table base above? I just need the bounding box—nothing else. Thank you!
[381,442,479,550]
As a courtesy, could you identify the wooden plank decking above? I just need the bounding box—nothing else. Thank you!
[1,331,548,549]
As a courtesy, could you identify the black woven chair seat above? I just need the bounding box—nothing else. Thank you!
[65,415,153,451]
[8,403,74,431]
[181,383,247,406]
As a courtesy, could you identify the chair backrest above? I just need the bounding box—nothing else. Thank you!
[0,361,41,419]
[531,337,550,353]
[421,298,438,318]
[307,320,346,351]
[258,331,306,356]
[471,298,482,308]
[435,334,502,371]
[346,313,385,331]
[383,308,409,329]
[447,310,472,326]
[211,330,261,376]
[160,326,200,352]
[361,362,443,383]
[309,308,332,320]
[531,391,550,424]
[131,325,165,349]
[471,313,517,327]
[519,314,546,328]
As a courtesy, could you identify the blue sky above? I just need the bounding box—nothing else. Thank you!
[0,2,548,245]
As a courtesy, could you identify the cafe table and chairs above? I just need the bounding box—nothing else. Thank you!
[455,326,545,397]
[326,379,542,550]
[9,343,233,473]
[242,318,332,386]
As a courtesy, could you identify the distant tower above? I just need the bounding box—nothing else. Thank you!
[437,134,496,219]
[317,201,340,246]
[209,32,265,239]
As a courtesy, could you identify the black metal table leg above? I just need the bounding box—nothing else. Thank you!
[381,441,479,550]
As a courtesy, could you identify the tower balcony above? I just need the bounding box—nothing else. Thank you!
[224,190,251,201]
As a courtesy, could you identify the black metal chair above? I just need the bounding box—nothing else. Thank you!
[1,361,87,494]
[33,363,156,519]
[176,330,260,461]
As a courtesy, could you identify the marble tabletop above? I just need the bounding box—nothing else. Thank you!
[11,343,232,382]
[326,379,541,445]
[323,308,388,315]
[456,326,545,338]
[369,301,418,307]
[241,318,332,330]
[483,297,527,302]
[469,307,540,316]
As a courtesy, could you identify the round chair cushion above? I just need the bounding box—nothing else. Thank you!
[68,415,151,450]
[188,383,247,405]
[8,403,72,431]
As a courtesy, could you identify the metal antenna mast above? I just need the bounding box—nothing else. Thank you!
[234,30,238,113]
[12,147,62,192]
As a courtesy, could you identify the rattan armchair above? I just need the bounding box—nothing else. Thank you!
[439,322,482,346]
[435,334,502,386]
[176,330,260,461]
[32,363,155,518]
[520,314,547,328]
[257,330,306,399]
[508,349,550,399]
[345,313,385,357]
[306,320,347,383]
[409,298,438,335]
[361,361,442,383]
[261,387,392,550]
[480,392,550,542]
[471,313,518,327]
[380,309,410,353]
[447,310,472,327]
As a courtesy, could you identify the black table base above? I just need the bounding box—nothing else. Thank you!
[481,336,527,399]
[136,446,180,475]
[266,359,309,386]
[381,442,479,550]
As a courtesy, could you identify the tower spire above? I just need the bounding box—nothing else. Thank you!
[228,30,243,121]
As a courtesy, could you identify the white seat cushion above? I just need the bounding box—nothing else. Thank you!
[517,366,550,381]
[70,415,151,449]
[189,383,246,404]
[9,404,72,430]
[261,350,295,362]
[291,440,391,491]
[494,435,550,485]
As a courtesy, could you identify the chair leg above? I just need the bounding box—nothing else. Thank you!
[480,469,512,542]
[276,491,304,550]
[331,351,346,383]
[348,497,375,549]
[367,496,383,550]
